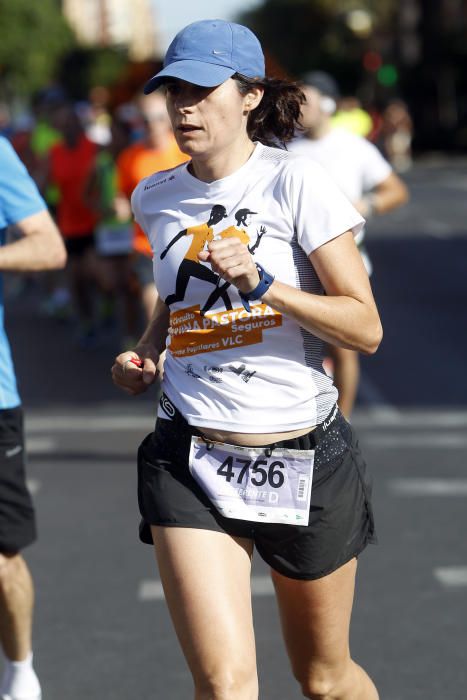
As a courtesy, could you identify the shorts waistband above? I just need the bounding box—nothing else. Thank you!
[158,393,340,451]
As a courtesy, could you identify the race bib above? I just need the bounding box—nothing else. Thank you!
[189,437,314,526]
[95,223,133,256]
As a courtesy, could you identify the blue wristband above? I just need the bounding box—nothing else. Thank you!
[239,263,275,312]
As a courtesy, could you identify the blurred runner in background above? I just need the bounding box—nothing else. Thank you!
[85,117,142,347]
[48,102,100,346]
[0,135,66,700]
[378,99,414,173]
[332,95,373,138]
[116,92,189,322]
[289,71,409,417]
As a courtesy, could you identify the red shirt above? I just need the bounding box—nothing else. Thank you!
[50,135,98,237]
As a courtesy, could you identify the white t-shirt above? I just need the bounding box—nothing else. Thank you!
[288,128,392,203]
[132,142,364,433]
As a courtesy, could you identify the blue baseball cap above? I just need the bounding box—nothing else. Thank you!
[144,19,265,94]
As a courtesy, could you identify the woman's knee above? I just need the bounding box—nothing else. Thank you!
[297,662,352,700]
[194,663,258,700]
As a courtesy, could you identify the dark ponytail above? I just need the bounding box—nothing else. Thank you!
[233,74,305,148]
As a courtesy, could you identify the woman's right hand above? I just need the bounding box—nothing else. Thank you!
[111,344,160,395]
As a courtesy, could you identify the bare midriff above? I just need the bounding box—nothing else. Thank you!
[194,424,316,447]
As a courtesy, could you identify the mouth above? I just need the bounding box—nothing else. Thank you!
[177,124,202,133]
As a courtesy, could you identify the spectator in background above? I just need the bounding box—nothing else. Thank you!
[85,117,142,347]
[116,92,189,321]
[48,102,100,345]
[379,99,413,173]
[289,71,409,417]
[10,115,37,179]
[0,135,66,700]
[85,85,112,149]
[30,89,64,218]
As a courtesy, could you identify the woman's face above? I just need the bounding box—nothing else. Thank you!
[165,78,261,160]
[299,86,325,130]
[141,93,173,147]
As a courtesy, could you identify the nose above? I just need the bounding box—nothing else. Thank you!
[171,84,200,112]
[171,91,188,112]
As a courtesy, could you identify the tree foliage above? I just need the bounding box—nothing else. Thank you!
[238,0,398,92]
[0,0,76,98]
[57,47,129,101]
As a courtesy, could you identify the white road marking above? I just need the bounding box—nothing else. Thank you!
[26,478,41,495]
[23,409,467,433]
[424,219,454,238]
[25,416,154,432]
[433,567,467,587]
[389,479,467,496]
[26,437,57,453]
[138,575,275,602]
[139,580,164,601]
[250,576,275,595]
[353,411,467,429]
[367,433,467,448]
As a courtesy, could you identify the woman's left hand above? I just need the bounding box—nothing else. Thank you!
[198,238,260,293]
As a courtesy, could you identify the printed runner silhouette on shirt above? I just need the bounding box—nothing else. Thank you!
[200,208,266,315]
[161,205,231,308]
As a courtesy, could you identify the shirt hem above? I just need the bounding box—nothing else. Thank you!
[183,413,318,434]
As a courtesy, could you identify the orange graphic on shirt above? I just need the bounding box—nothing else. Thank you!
[162,206,268,315]
[218,225,250,245]
[168,304,282,358]
[162,205,231,309]
[183,223,214,261]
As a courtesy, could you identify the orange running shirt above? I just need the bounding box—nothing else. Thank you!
[49,135,98,237]
[116,135,189,256]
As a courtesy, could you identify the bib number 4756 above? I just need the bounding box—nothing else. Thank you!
[216,455,285,488]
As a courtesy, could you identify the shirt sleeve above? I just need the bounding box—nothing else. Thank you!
[130,179,149,234]
[287,156,365,256]
[0,137,46,226]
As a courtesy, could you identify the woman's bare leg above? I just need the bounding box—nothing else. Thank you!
[151,526,258,700]
[272,558,378,699]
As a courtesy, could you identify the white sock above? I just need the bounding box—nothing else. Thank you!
[0,652,41,699]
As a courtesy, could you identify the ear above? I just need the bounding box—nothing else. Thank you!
[243,86,264,112]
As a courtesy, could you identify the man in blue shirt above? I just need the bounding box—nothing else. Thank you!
[0,136,66,700]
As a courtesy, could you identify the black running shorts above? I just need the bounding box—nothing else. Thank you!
[64,233,95,257]
[137,401,377,580]
[0,407,37,552]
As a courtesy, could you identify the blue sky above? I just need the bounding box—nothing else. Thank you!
[151,0,263,50]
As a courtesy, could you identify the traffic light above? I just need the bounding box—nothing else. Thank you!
[363,51,399,86]
[363,51,382,72]
[377,64,399,86]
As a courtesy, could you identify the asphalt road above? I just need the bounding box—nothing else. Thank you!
[3,155,467,699]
